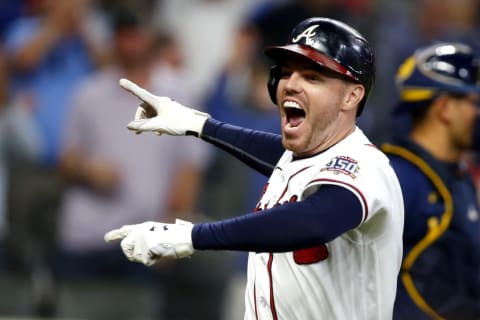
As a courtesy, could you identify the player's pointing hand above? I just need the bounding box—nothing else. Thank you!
[105,219,195,266]
[119,78,210,137]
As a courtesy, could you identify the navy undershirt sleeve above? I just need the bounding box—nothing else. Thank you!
[192,184,363,252]
[201,118,284,176]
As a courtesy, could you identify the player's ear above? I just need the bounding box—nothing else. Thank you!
[343,83,365,112]
[433,95,452,124]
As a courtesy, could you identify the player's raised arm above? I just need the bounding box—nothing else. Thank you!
[120,78,285,175]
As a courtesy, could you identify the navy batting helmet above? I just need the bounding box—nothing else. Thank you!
[395,42,480,113]
[264,17,375,116]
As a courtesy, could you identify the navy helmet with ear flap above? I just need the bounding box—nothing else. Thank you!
[395,42,480,113]
[264,17,375,116]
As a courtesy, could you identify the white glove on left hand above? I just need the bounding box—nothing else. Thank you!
[104,219,194,266]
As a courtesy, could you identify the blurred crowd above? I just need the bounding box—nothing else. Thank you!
[0,0,479,319]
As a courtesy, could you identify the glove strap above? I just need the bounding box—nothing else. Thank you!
[173,219,194,258]
[186,111,210,137]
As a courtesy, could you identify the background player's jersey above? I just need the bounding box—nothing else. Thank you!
[244,127,404,320]
[384,138,480,319]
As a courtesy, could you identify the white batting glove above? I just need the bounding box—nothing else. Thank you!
[104,219,194,266]
[119,78,210,137]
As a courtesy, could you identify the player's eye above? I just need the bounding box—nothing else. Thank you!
[303,71,321,82]
[280,68,293,78]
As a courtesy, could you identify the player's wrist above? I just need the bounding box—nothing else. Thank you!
[186,110,211,137]
[172,219,194,258]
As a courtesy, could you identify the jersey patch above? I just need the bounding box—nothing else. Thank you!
[321,156,360,178]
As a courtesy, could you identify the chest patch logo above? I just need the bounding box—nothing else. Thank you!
[321,156,360,178]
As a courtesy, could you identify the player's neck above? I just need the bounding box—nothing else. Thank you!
[410,128,461,163]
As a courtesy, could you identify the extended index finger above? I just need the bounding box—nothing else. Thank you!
[104,225,135,242]
[119,78,156,107]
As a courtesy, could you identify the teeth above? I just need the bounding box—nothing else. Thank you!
[283,100,302,109]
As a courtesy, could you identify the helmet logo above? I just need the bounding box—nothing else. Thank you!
[292,25,319,45]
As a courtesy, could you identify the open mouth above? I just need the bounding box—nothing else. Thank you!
[283,100,306,128]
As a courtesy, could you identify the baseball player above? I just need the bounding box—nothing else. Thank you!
[105,17,404,319]
[383,42,480,319]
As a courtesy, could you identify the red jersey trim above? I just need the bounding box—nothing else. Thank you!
[267,253,278,320]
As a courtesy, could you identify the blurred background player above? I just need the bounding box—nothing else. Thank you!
[382,42,480,319]
[55,7,210,320]
[4,0,109,166]
[2,0,109,315]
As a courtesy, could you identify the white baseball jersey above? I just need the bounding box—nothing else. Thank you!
[244,127,404,320]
